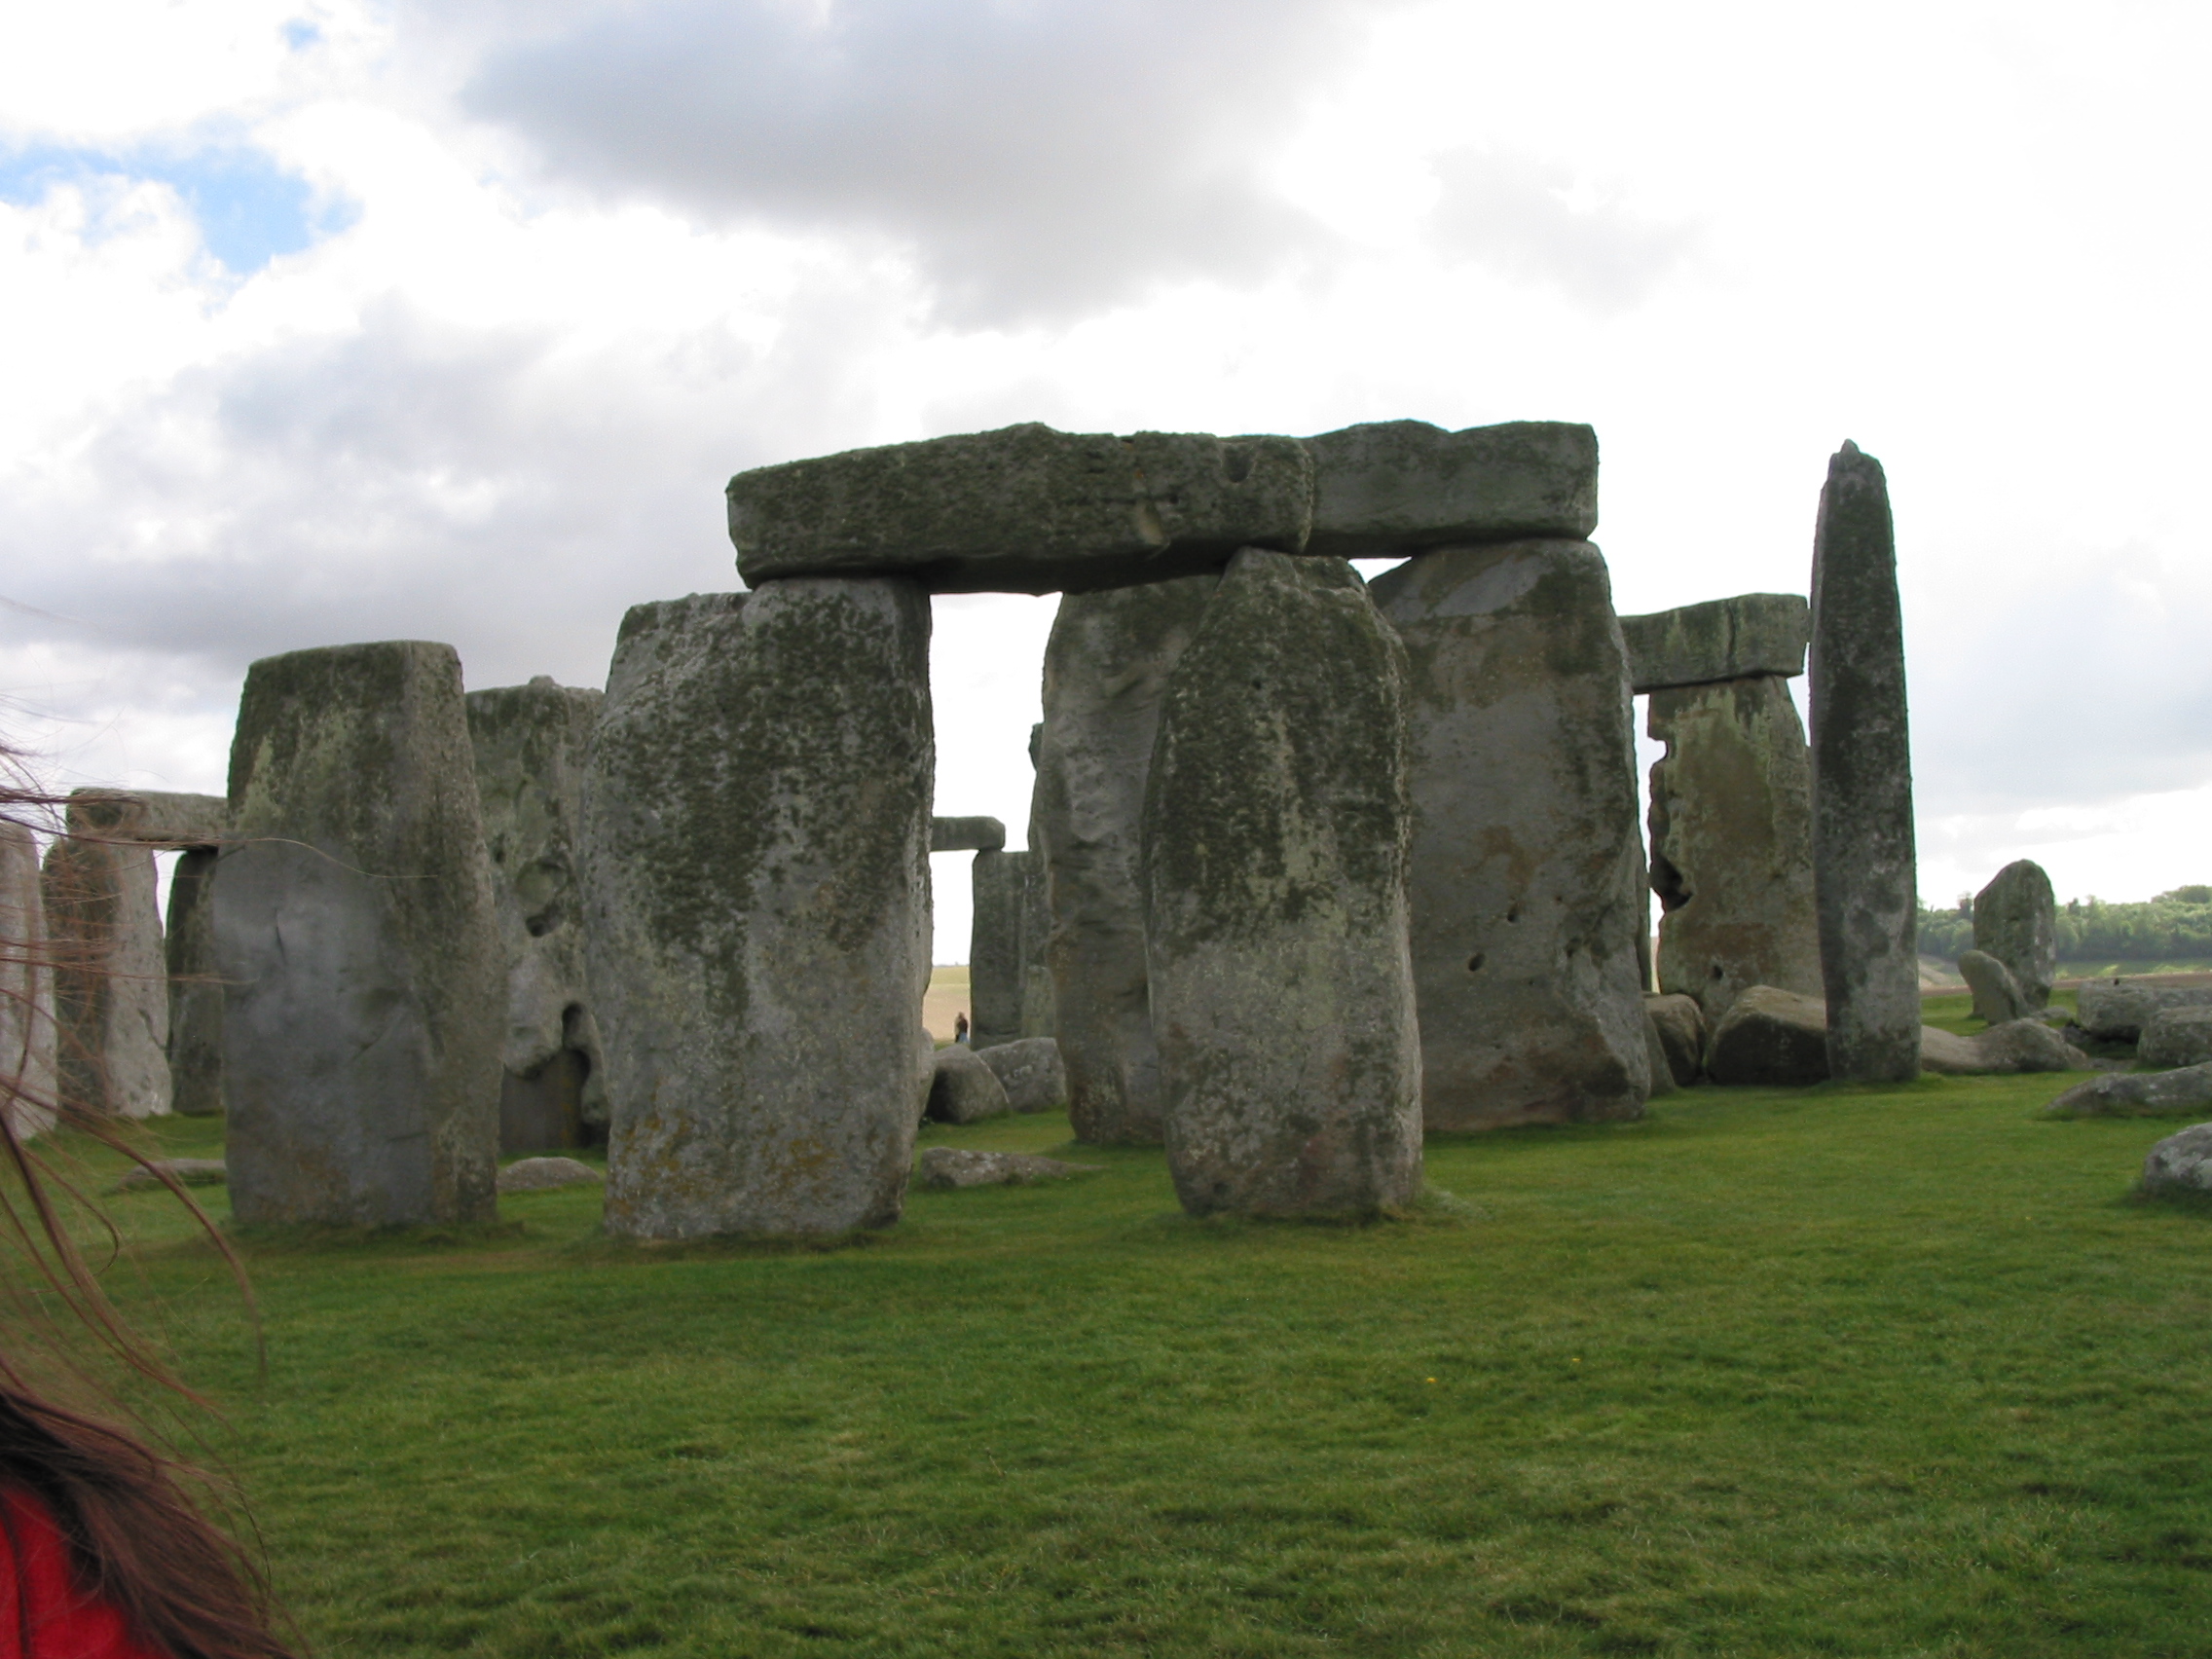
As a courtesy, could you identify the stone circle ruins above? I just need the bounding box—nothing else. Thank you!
[18,416,2130,1236]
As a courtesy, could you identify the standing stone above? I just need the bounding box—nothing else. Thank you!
[219,642,503,1226]
[43,824,169,1120]
[582,579,933,1238]
[0,824,56,1137]
[1017,724,1055,1040]
[1646,675,1823,1022]
[968,849,1025,1049]
[164,848,224,1117]
[1973,860,2056,1010]
[1809,442,1920,1082]
[466,677,609,1153]
[1143,550,1421,1216]
[1370,539,1651,1129]
[1035,574,1218,1143]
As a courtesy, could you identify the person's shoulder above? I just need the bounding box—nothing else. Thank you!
[0,1485,169,1659]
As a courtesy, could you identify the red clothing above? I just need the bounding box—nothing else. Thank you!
[0,1489,166,1658]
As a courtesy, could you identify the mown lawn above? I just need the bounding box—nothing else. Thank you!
[60,1072,2212,1657]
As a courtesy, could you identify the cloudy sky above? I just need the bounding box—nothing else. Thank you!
[4,0,2207,958]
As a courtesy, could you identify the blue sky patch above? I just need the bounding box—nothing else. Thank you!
[0,143,357,274]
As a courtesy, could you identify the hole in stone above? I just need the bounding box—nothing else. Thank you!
[1222,444,1254,484]
[1711,963,1725,979]
[1250,679,1263,691]
[1505,905,1519,924]
[1211,1182,1229,1198]
[1467,954,1485,972]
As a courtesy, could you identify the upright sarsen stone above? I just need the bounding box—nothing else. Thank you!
[1808,442,1919,1082]
[0,824,55,1136]
[1034,575,1218,1143]
[43,821,169,1120]
[218,642,503,1226]
[968,849,1025,1049]
[1143,550,1421,1216]
[1646,676,1822,1021]
[1973,860,2056,1011]
[164,848,223,1117]
[1371,539,1651,1129]
[582,579,933,1238]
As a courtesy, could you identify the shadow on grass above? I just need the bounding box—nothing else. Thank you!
[2124,1183,2212,1220]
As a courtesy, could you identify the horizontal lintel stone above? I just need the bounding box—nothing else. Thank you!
[66,788,229,846]
[931,815,1007,853]
[1302,419,1599,558]
[1617,593,1810,692]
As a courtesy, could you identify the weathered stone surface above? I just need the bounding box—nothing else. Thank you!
[1035,574,1218,1143]
[2077,981,2212,1043]
[729,424,1313,595]
[219,642,503,1226]
[1303,420,1598,557]
[1644,993,1706,1087]
[583,582,933,1238]
[1370,538,1650,1129]
[926,1045,1012,1124]
[1144,550,1422,1216]
[44,833,170,1119]
[1919,1018,2086,1075]
[1646,675,1822,1023]
[1017,728,1055,1040]
[968,849,1025,1048]
[931,816,1006,853]
[1972,860,2056,1010]
[2141,1123,2212,1196]
[111,1157,227,1193]
[164,847,223,1117]
[1641,1010,1678,1097]
[466,677,608,1153]
[0,823,56,1138]
[1958,948,2030,1027]
[1707,985,1830,1086]
[2043,1060,2212,1119]
[1619,595,1810,693]
[497,1155,603,1194]
[2142,1009,2212,1070]
[63,790,227,847]
[1809,442,1920,1082]
[918,1148,1103,1190]
[977,1036,1066,1113]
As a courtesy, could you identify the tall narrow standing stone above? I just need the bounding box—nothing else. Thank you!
[1017,723,1055,1040]
[1034,574,1217,1143]
[466,677,609,1152]
[219,642,503,1226]
[1646,676,1823,1021]
[1143,550,1421,1216]
[164,848,224,1116]
[1370,540,1651,1128]
[582,579,933,1238]
[1973,860,2056,1011]
[43,820,169,1120]
[968,848,1025,1049]
[1809,442,1919,1082]
[0,824,56,1137]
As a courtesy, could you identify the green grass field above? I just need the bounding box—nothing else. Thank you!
[55,1073,2212,1658]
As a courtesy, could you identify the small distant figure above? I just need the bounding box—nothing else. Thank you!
[953,1012,971,1045]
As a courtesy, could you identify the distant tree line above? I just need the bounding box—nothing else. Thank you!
[1916,886,2212,964]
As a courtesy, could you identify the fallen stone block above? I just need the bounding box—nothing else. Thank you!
[2141,1123,2212,1197]
[1707,986,1830,1086]
[2042,1061,2212,1119]
[497,1156,604,1195]
[1302,419,1599,557]
[112,1158,227,1194]
[1618,594,1810,692]
[2141,1009,2212,1070]
[1644,993,1706,1087]
[1919,1019,2087,1075]
[927,1046,1014,1124]
[1641,1011,1678,1097]
[918,1148,1104,1190]
[1959,948,2031,1026]
[2078,981,2212,1043]
[977,1037,1066,1113]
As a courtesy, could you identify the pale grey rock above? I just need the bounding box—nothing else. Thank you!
[927,1044,1013,1124]
[2141,1124,2212,1197]
[2043,1060,2212,1119]
[62,791,227,847]
[1017,732,1055,1041]
[497,1155,604,1194]
[1370,538,1650,1129]
[1918,1018,2087,1075]
[1643,993,1706,1087]
[967,849,1024,1048]
[1706,985,1830,1086]
[977,1036,1066,1113]
[1973,860,2056,1010]
[1641,1010,1678,1098]
[1810,442,1921,1082]
[1035,574,1218,1143]
[1958,948,2031,1027]
[2141,1008,2212,1070]
[466,677,608,1152]
[44,824,170,1120]
[2077,981,2212,1043]
[915,1028,937,1119]
[729,424,1313,595]
[1619,595,1810,692]
[163,847,223,1117]
[219,641,503,1227]
[1144,550,1422,1216]
[1646,674,1822,1023]
[0,823,55,1138]
[1303,420,1599,556]
[583,582,932,1238]
[931,816,1006,853]
[918,1148,1103,1190]
[111,1157,227,1193]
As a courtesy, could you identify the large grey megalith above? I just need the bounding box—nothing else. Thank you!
[1973,859,2056,1011]
[581,584,934,1238]
[218,643,503,1226]
[0,823,55,1136]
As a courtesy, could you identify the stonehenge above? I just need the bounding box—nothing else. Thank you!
[1973,860,2056,1010]
[0,823,55,1136]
